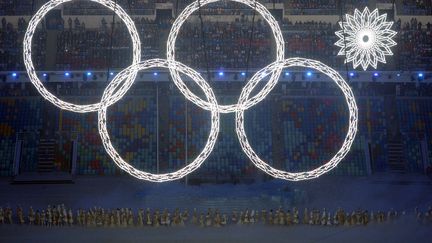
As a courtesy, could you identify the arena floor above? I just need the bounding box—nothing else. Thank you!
[1,173,431,210]
[1,173,431,242]
[0,221,431,243]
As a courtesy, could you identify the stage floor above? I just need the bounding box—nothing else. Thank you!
[0,173,431,211]
[0,221,431,243]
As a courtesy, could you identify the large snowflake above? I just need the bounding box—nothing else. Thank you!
[335,7,397,70]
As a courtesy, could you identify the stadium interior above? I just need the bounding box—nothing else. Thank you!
[0,0,431,242]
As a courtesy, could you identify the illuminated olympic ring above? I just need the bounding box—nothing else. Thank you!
[236,58,358,181]
[167,0,285,113]
[98,59,220,182]
[24,0,359,182]
[23,0,141,113]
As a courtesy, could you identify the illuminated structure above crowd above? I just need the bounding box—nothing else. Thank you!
[23,0,358,182]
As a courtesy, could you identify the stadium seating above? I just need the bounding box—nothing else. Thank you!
[0,0,430,16]
[280,97,374,176]
[0,82,431,179]
[0,98,43,175]
[398,98,432,172]
[0,1,432,179]
[1,16,431,72]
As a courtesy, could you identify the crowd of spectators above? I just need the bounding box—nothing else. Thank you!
[0,17,46,72]
[174,0,282,16]
[175,17,273,70]
[286,0,336,9]
[396,18,432,71]
[55,17,163,70]
[283,20,339,67]
[402,0,432,15]
[0,0,430,16]
[0,13,431,72]
[285,0,337,14]
[0,0,46,15]
[63,0,155,15]
[45,17,432,72]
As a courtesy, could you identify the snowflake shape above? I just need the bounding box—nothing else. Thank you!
[335,7,397,70]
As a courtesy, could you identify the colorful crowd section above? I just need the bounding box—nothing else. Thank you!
[1,84,431,179]
[1,12,432,72]
[398,98,432,172]
[1,0,430,16]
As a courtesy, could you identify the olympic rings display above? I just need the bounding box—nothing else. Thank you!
[23,0,141,113]
[23,0,359,182]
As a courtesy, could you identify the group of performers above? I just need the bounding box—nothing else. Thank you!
[0,205,431,227]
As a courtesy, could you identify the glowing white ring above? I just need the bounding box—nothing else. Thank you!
[167,0,285,113]
[23,0,141,113]
[98,59,220,182]
[236,58,358,181]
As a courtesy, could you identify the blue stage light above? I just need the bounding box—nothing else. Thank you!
[110,72,114,76]
[418,73,424,78]
[306,71,312,77]
[218,71,224,77]
[12,72,17,77]
[65,72,70,77]
[241,72,246,76]
[349,72,355,77]
[285,72,290,76]
[397,73,401,77]
[87,72,92,76]
[373,72,379,77]
[153,72,158,76]
[43,73,47,77]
